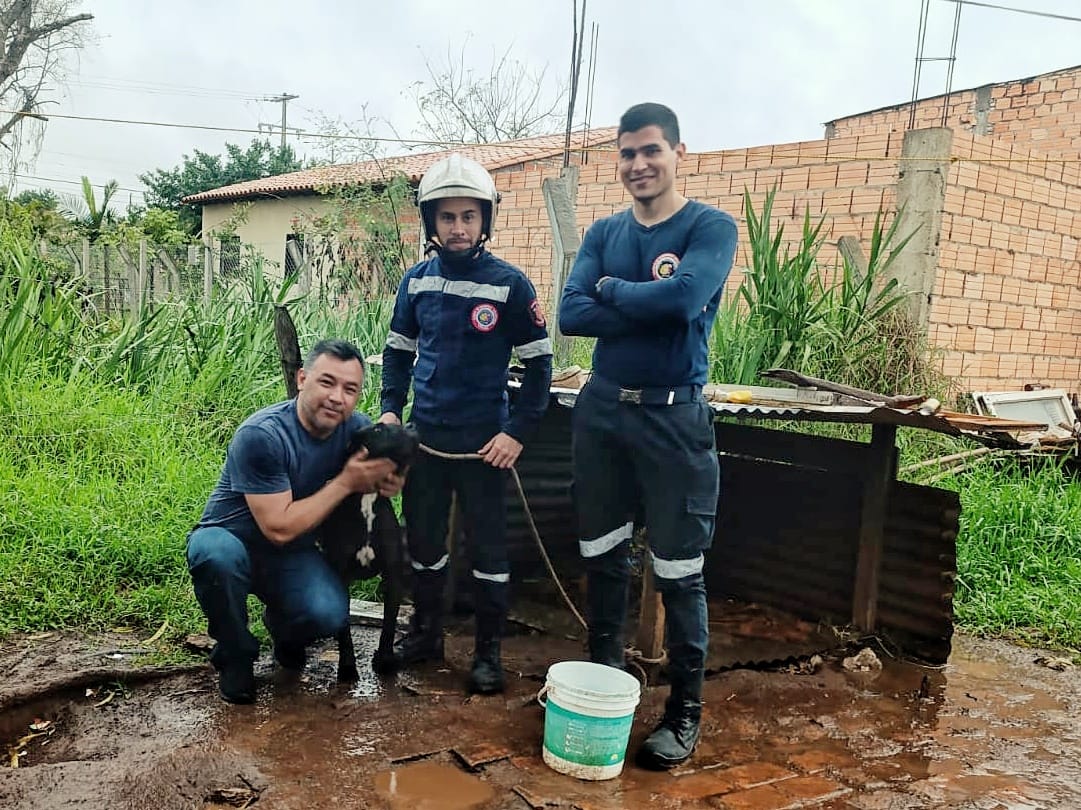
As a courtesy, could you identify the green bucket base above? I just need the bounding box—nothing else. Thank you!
[542,745,626,781]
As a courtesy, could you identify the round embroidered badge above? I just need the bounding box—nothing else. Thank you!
[470,303,499,332]
[651,252,681,280]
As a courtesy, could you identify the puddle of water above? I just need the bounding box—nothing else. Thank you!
[373,761,494,810]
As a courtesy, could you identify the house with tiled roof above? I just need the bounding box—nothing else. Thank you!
[185,127,618,275]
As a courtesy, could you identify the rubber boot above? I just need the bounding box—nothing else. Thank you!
[636,669,703,770]
[468,579,507,694]
[637,572,708,770]
[585,548,630,669]
[392,571,445,667]
[468,636,505,694]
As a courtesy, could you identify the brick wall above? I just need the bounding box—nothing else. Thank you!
[493,124,1081,395]
[827,64,1081,161]
[496,133,907,304]
[932,130,1081,391]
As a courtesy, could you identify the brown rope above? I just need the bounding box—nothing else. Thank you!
[418,443,588,631]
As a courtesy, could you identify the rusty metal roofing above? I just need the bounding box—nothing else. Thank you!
[181,127,619,205]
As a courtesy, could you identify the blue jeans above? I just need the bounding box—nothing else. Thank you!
[186,526,349,668]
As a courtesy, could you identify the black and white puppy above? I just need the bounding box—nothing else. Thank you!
[318,422,419,680]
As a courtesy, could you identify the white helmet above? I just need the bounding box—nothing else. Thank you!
[416,153,501,245]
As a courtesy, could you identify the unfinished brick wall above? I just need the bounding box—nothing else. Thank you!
[826,64,1081,162]
[933,131,1081,392]
[496,133,908,306]
[491,121,1081,395]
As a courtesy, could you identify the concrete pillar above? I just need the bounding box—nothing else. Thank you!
[543,166,580,367]
[891,128,953,329]
[972,85,993,136]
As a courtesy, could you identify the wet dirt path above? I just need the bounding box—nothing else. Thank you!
[2,630,1079,809]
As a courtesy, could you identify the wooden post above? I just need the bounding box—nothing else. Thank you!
[635,565,666,665]
[81,238,91,281]
[285,240,311,294]
[542,166,580,367]
[273,305,302,398]
[116,245,140,312]
[102,244,112,316]
[157,249,182,295]
[202,241,213,305]
[851,424,898,631]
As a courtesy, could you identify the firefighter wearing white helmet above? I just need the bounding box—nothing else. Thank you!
[416,152,500,259]
[379,152,553,695]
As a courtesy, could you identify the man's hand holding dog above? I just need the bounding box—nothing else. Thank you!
[338,448,400,496]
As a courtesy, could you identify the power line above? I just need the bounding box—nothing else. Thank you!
[0,108,611,152]
[71,74,266,99]
[936,0,1081,23]
[10,173,145,195]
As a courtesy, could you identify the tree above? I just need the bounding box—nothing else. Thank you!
[0,2,94,160]
[61,175,117,242]
[139,139,303,235]
[407,41,566,144]
[12,186,57,207]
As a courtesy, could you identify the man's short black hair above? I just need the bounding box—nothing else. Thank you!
[304,339,365,372]
[618,103,681,147]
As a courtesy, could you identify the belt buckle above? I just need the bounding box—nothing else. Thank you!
[618,387,642,404]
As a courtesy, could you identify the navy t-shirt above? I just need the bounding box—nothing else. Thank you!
[196,400,371,550]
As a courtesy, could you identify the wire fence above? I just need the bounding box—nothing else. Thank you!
[36,235,412,316]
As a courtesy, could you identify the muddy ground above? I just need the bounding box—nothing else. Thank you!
[1,609,1079,810]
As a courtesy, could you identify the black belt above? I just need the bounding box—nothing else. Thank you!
[589,375,703,406]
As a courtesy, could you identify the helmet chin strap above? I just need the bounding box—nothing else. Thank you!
[426,234,490,265]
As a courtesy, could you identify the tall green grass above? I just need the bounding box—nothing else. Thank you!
[0,230,391,642]
[938,457,1081,649]
[1,200,1077,656]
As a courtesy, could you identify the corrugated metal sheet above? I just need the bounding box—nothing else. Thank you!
[504,393,960,664]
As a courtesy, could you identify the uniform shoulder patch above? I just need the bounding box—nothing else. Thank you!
[529,299,546,327]
[651,252,681,280]
[470,302,499,332]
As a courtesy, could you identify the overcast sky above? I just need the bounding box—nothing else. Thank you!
[10,0,1081,209]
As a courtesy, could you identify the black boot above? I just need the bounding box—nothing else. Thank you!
[636,673,703,770]
[585,547,630,669]
[588,632,626,670]
[468,636,505,694]
[468,577,508,694]
[637,571,708,770]
[393,573,445,667]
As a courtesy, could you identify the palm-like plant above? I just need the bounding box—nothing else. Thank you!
[61,177,119,243]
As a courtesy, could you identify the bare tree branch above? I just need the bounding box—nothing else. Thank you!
[407,40,566,144]
[0,0,93,170]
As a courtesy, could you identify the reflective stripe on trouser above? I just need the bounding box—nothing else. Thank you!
[571,381,719,677]
[402,425,509,576]
[403,423,510,640]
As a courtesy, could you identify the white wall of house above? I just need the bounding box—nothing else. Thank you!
[201,196,335,272]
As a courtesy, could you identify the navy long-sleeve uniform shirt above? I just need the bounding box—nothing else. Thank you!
[558,201,738,388]
[381,250,553,443]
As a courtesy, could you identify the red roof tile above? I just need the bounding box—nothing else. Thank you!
[182,127,619,205]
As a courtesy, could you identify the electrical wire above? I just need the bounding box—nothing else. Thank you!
[0,108,612,152]
[937,0,1081,24]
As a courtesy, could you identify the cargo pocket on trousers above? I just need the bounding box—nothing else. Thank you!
[684,493,718,551]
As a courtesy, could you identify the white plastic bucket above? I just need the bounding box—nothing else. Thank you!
[539,660,641,780]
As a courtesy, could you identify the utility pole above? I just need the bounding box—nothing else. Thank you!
[261,92,299,149]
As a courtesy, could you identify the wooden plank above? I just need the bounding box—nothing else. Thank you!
[851,424,897,631]
[635,566,665,664]
[705,382,836,406]
[273,305,302,398]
